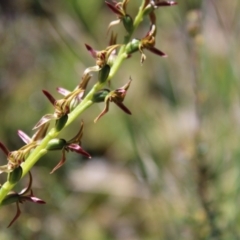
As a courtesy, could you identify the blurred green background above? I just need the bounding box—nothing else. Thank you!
[0,0,240,239]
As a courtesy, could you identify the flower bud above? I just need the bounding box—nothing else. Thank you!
[46,138,67,151]
[98,64,111,83]
[92,89,110,103]
[8,166,22,184]
[122,15,133,33]
[125,39,140,55]
[55,114,68,131]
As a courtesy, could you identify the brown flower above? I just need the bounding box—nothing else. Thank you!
[105,0,133,33]
[139,24,167,64]
[46,121,91,174]
[84,44,120,76]
[94,78,132,122]
[33,74,91,129]
[1,172,45,228]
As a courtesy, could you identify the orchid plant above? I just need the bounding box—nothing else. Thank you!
[0,0,177,227]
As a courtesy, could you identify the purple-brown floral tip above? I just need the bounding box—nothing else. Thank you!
[85,44,98,58]
[67,144,91,158]
[105,0,129,17]
[144,0,177,9]
[153,0,177,7]
[0,141,10,156]
[42,89,56,105]
[105,1,124,16]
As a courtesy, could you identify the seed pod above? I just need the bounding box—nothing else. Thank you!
[46,138,67,151]
[92,89,110,103]
[122,15,133,33]
[55,114,68,131]
[125,39,140,55]
[98,64,111,83]
[8,166,23,184]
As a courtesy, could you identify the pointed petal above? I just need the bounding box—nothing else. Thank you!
[7,202,21,228]
[31,122,50,142]
[68,144,91,158]
[83,66,101,76]
[107,19,121,33]
[122,0,130,11]
[57,87,71,96]
[26,196,46,204]
[78,73,92,90]
[114,102,132,115]
[105,1,124,16]
[17,130,31,144]
[85,44,98,58]
[94,99,110,123]
[42,90,56,105]
[33,114,56,130]
[154,1,177,7]
[109,32,118,45]
[105,44,121,59]
[23,191,46,204]
[147,46,167,57]
[143,0,151,8]
[19,171,33,195]
[0,141,10,156]
[50,150,66,174]
[68,121,83,144]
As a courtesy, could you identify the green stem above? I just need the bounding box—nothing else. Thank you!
[0,1,146,205]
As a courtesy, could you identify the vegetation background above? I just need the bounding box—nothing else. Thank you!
[0,0,240,239]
